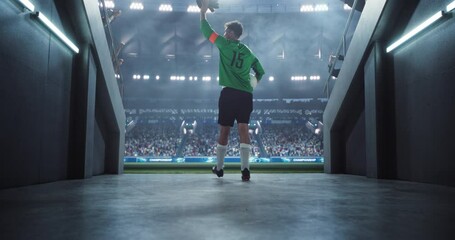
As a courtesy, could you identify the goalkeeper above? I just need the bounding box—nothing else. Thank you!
[199,0,265,181]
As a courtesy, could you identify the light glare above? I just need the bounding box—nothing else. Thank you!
[387,11,444,53]
[301,4,328,12]
[187,5,199,12]
[104,1,115,9]
[19,0,35,11]
[159,4,173,12]
[447,1,455,12]
[35,12,79,53]
[315,4,328,12]
[291,75,320,81]
[300,5,314,12]
[130,2,144,10]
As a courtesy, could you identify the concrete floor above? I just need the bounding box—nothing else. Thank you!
[1,174,454,240]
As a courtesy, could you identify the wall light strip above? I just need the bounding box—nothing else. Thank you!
[386,11,444,53]
[35,12,79,53]
[18,0,35,11]
[447,1,455,12]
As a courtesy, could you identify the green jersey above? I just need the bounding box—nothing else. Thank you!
[201,19,265,93]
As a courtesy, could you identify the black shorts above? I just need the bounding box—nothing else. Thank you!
[218,87,253,127]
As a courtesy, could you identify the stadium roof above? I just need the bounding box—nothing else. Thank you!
[106,0,360,99]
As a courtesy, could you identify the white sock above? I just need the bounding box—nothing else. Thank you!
[240,143,251,171]
[216,144,227,170]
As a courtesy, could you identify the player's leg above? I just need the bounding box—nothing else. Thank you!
[237,123,250,144]
[215,125,230,172]
[238,124,251,181]
[236,90,253,181]
[213,88,235,177]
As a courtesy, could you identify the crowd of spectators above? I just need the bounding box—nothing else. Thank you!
[124,124,180,157]
[261,125,323,157]
[125,123,323,157]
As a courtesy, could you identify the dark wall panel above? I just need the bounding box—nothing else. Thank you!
[1,1,48,187]
[345,111,366,175]
[393,1,455,185]
[93,86,109,176]
[0,1,74,188]
[93,119,106,176]
[40,2,74,182]
[1,60,44,187]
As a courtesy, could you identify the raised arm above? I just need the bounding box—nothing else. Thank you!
[199,0,213,39]
[199,1,227,47]
[200,0,208,21]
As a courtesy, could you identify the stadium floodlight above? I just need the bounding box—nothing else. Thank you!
[34,12,79,53]
[448,1,455,12]
[202,76,211,81]
[315,4,328,12]
[305,121,315,133]
[143,75,150,80]
[171,76,185,81]
[301,4,328,12]
[344,4,351,11]
[269,76,274,81]
[130,2,144,10]
[248,121,262,135]
[300,5,314,12]
[386,11,444,53]
[104,1,115,9]
[18,0,35,11]
[155,75,160,80]
[310,75,321,80]
[292,76,304,81]
[159,4,173,12]
[187,5,199,12]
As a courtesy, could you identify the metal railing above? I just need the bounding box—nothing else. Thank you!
[323,0,361,99]
[99,0,124,98]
